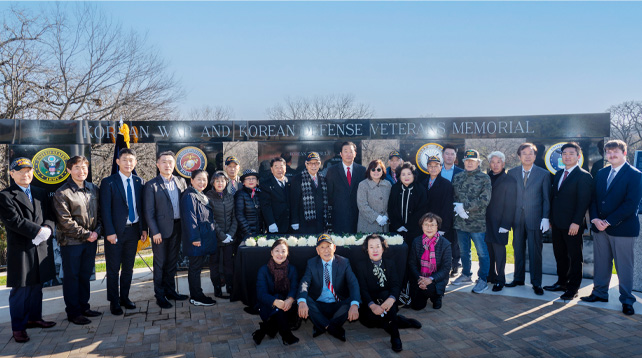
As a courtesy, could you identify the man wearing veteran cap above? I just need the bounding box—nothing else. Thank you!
[224,156,241,195]
[298,234,361,342]
[385,151,403,185]
[423,156,458,270]
[451,150,492,293]
[0,158,57,343]
[290,152,330,234]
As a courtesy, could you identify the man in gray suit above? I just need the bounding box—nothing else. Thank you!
[506,143,551,295]
[144,151,189,308]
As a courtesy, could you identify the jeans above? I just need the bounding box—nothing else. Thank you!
[457,230,489,281]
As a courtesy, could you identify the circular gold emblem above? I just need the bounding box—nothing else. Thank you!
[545,142,584,175]
[32,148,70,184]
[175,146,208,178]
[416,143,444,174]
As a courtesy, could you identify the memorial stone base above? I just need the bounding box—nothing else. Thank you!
[526,236,595,280]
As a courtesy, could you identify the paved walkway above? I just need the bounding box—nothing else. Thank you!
[1,264,641,357]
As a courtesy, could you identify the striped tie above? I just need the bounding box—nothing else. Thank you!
[324,263,338,301]
[25,187,33,203]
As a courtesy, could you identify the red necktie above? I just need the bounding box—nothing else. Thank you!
[347,167,352,186]
[560,170,569,187]
[251,188,255,198]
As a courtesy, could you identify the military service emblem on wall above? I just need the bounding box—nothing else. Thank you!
[176,146,208,178]
[415,143,443,174]
[32,148,70,184]
[545,142,584,174]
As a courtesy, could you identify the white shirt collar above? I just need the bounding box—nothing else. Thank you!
[118,171,132,182]
[342,162,353,172]
[610,162,625,173]
[564,164,578,174]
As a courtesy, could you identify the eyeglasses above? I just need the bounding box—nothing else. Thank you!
[371,168,382,172]
[422,223,438,227]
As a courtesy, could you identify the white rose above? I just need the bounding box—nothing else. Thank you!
[334,237,345,247]
[344,236,356,246]
[355,238,365,246]
[307,237,317,247]
[257,238,268,247]
[245,238,256,247]
[266,239,276,247]
[298,237,308,247]
[287,237,298,247]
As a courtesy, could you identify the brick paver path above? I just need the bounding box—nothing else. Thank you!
[1,290,640,357]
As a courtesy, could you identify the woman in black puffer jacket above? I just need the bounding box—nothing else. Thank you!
[235,169,264,239]
[206,171,238,299]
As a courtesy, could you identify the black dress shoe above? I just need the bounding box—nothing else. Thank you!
[243,306,260,315]
[26,320,56,329]
[282,332,300,346]
[580,294,608,303]
[396,315,422,329]
[252,328,266,345]
[533,286,544,295]
[432,296,443,310]
[543,284,567,292]
[12,330,29,343]
[119,298,136,310]
[312,325,326,338]
[156,297,173,309]
[165,292,189,301]
[327,325,346,342]
[110,302,123,315]
[82,309,102,317]
[492,283,504,292]
[622,304,635,316]
[560,290,578,301]
[69,315,92,325]
[391,337,403,352]
[505,281,525,287]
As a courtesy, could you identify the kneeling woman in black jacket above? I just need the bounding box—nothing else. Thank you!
[356,234,422,353]
[408,213,452,310]
[253,238,299,346]
[181,169,218,306]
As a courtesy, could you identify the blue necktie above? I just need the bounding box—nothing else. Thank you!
[606,170,616,189]
[127,178,136,222]
[25,187,32,203]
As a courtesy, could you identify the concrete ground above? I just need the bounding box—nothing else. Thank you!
[0,263,641,357]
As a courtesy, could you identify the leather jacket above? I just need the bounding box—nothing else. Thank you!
[53,179,103,246]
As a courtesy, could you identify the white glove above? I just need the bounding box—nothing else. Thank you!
[397,226,408,233]
[438,231,445,236]
[454,203,469,219]
[32,226,52,245]
[291,224,299,230]
[268,224,278,233]
[222,235,233,244]
[498,227,509,234]
[540,218,550,233]
[376,215,386,226]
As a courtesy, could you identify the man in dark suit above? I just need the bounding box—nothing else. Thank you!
[260,157,291,235]
[144,151,188,309]
[545,142,593,300]
[0,158,56,343]
[582,140,642,316]
[298,234,361,342]
[423,156,459,273]
[326,141,366,234]
[224,156,242,195]
[506,143,551,295]
[290,152,329,234]
[440,144,464,182]
[100,148,148,315]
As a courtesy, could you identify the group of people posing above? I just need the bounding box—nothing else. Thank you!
[1,139,639,348]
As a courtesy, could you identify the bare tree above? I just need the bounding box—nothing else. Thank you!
[266,94,374,120]
[608,101,642,151]
[1,3,182,121]
[187,105,234,121]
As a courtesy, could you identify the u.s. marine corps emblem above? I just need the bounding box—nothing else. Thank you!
[545,142,584,175]
[415,143,444,174]
[175,146,207,178]
[32,148,70,184]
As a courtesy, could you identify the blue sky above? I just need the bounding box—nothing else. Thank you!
[11,2,642,120]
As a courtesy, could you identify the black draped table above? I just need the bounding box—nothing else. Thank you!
[231,243,408,309]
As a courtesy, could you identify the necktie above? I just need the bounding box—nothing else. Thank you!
[347,167,352,186]
[560,170,569,187]
[392,171,397,183]
[25,187,32,203]
[607,169,616,189]
[126,178,136,223]
[428,180,434,189]
[251,188,255,198]
[230,180,237,194]
[313,176,318,188]
[523,170,530,187]
[324,263,337,301]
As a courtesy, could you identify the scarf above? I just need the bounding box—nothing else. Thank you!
[268,258,290,296]
[300,171,329,222]
[489,170,505,187]
[420,233,439,277]
[371,259,387,288]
